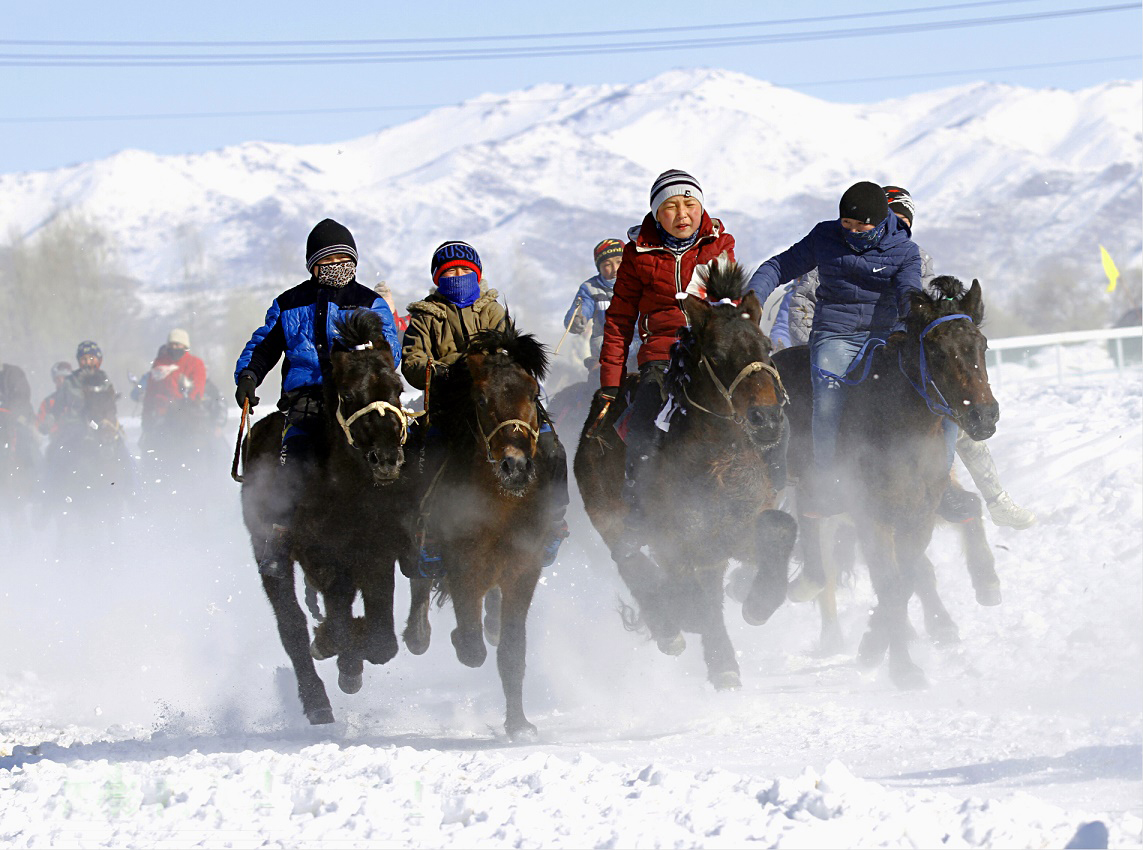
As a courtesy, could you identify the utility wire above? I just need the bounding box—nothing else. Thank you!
[0,0,1044,47]
[0,4,1135,67]
[0,55,1136,125]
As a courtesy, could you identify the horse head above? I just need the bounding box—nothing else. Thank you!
[900,276,999,441]
[330,310,408,484]
[462,323,549,496]
[675,261,788,449]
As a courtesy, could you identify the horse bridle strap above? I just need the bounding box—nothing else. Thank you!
[685,354,789,424]
[901,313,975,418]
[336,399,413,447]
[476,416,540,463]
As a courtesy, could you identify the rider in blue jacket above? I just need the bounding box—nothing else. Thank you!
[234,218,400,578]
[747,181,927,596]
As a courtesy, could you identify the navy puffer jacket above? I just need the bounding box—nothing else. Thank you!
[747,214,922,335]
[234,278,400,399]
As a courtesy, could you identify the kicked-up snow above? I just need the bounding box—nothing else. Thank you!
[0,359,1140,847]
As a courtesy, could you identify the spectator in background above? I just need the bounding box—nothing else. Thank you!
[563,238,624,368]
[35,361,74,437]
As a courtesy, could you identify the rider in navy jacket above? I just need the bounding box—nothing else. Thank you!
[234,218,400,579]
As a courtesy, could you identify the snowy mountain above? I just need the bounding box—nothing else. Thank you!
[1,69,1140,346]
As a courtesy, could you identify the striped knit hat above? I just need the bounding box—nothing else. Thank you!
[592,238,624,269]
[883,185,916,225]
[431,240,482,285]
[650,169,704,214]
[305,219,358,271]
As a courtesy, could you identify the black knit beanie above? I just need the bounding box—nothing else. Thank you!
[305,219,358,271]
[883,185,916,226]
[839,182,890,225]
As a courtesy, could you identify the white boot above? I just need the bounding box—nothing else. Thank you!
[986,491,1036,529]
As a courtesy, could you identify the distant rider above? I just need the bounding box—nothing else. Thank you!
[562,238,624,368]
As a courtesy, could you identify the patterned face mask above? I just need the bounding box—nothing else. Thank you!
[315,260,356,288]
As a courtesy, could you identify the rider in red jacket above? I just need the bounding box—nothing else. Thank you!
[140,329,207,434]
[598,169,736,561]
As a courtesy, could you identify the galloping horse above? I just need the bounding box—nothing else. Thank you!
[402,324,555,741]
[242,309,414,724]
[0,364,39,535]
[774,276,1000,688]
[575,263,796,689]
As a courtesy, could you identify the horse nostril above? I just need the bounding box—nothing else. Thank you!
[366,450,380,466]
[747,406,778,429]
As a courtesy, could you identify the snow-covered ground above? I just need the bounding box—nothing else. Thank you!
[1,356,1140,848]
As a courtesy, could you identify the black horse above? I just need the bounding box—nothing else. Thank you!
[241,309,415,724]
[402,324,556,741]
[575,263,796,689]
[774,276,1001,688]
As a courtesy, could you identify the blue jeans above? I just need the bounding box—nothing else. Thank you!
[810,330,958,480]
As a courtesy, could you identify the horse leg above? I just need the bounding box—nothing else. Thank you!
[960,517,1002,606]
[449,570,488,669]
[498,566,542,741]
[261,572,334,724]
[616,553,684,655]
[696,567,740,691]
[402,577,433,656]
[309,572,356,661]
[484,585,503,647]
[914,553,961,645]
[743,509,797,626]
[883,526,930,690]
[855,523,895,670]
[359,558,398,666]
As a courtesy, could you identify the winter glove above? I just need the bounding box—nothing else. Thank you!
[235,371,260,409]
[569,314,588,335]
[599,386,619,402]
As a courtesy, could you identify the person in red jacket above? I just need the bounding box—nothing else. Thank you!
[598,169,736,560]
[139,328,207,444]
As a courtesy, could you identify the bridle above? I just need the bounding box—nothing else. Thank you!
[681,352,789,427]
[475,412,540,464]
[899,313,977,418]
[336,399,416,448]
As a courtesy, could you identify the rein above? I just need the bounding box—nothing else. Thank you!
[681,353,788,426]
[475,414,540,463]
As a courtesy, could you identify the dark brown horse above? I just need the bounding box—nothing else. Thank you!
[774,276,1000,688]
[401,324,554,741]
[241,309,414,724]
[575,263,796,689]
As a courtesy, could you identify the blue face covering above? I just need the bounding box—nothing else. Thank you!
[435,271,480,308]
[843,216,889,253]
[655,222,700,255]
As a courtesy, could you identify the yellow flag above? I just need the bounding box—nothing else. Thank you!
[1100,245,1120,293]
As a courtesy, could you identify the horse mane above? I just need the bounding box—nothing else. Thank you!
[467,324,549,382]
[332,309,393,355]
[909,275,985,325]
[702,260,749,303]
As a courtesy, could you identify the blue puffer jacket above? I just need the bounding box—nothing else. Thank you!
[747,214,922,335]
[234,278,400,399]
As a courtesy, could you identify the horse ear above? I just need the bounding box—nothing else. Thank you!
[962,279,985,324]
[681,294,712,332]
[740,291,763,326]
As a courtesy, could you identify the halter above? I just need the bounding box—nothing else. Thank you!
[900,313,975,418]
[681,352,788,427]
[475,414,540,464]
[336,398,414,448]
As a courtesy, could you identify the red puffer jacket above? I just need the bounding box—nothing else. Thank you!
[598,211,735,388]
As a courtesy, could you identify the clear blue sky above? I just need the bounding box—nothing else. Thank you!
[0,0,1139,174]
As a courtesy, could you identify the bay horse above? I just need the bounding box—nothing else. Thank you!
[241,309,415,724]
[574,262,796,689]
[401,324,554,741]
[773,276,1000,688]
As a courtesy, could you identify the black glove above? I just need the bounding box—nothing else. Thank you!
[600,386,619,402]
[235,372,260,409]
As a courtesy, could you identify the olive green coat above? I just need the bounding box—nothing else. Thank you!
[400,288,507,390]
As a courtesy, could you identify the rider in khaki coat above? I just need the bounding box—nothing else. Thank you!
[401,286,507,390]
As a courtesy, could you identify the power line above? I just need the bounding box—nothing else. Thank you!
[0,55,1135,126]
[0,4,1135,67]
[0,0,1043,47]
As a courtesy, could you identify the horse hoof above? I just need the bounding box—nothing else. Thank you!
[483,618,501,647]
[338,671,363,694]
[364,635,399,666]
[506,720,538,743]
[306,707,336,725]
[857,630,889,668]
[710,670,741,691]
[891,662,929,691]
[787,573,825,603]
[310,638,335,661]
[452,629,487,668]
[725,564,756,604]
[742,586,784,626]
[975,583,1002,606]
[403,632,430,656]
[656,633,686,656]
